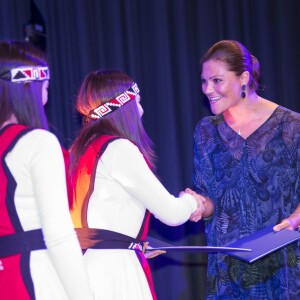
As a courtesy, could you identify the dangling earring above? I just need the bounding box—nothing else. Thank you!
[241,84,246,99]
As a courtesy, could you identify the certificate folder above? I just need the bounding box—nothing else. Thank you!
[225,225,300,263]
[145,236,251,253]
[145,245,252,253]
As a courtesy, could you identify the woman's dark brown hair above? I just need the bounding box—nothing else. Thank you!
[201,40,260,91]
[0,41,49,129]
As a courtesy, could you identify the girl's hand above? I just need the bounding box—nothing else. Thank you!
[0,260,4,271]
[143,242,166,259]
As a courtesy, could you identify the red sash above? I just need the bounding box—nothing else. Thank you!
[70,135,157,299]
[0,124,35,300]
[61,146,73,208]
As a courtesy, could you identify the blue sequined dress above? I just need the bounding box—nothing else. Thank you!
[193,106,300,300]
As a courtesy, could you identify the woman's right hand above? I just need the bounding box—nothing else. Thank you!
[182,188,205,222]
[183,188,214,221]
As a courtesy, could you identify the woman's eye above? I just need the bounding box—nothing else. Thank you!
[213,78,221,84]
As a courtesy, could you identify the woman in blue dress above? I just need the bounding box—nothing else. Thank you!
[194,39,300,299]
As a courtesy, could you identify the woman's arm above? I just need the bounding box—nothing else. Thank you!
[108,139,202,226]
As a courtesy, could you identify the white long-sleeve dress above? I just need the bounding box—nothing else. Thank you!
[71,137,197,300]
[0,124,92,300]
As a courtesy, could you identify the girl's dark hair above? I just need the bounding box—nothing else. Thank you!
[201,40,260,91]
[0,41,49,129]
[69,70,156,180]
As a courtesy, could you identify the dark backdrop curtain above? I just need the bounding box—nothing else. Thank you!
[1,0,300,299]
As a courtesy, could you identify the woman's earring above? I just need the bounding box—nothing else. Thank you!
[241,84,246,99]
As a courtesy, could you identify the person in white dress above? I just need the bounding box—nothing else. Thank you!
[0,41,92,300]
[69,69,214,300]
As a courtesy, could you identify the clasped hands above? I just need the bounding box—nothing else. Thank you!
[143,188,213,260]
[184,188,214,222]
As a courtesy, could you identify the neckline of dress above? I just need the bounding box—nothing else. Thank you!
[220,105,281,140]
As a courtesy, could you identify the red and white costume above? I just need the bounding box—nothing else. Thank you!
[0,124,91,300]
[71,136,197,300]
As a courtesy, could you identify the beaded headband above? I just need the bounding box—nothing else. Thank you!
[88,83,140,120]
[0,66,50,82]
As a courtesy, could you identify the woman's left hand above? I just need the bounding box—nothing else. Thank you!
[273,214,300,231]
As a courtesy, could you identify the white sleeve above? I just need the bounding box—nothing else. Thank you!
[29,131,92,300]
[108,139,197,226]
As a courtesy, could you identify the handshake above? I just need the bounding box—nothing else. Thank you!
[183,188,214,222]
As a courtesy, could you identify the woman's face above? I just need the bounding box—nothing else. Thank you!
[42,80,49,106]
[201,59,243,115]
[135,94,144,117]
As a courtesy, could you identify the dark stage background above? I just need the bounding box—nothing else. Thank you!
[1,0,300,299]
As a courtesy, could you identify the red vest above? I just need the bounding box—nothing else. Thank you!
[0,124,35,300]
[70,135,157,299]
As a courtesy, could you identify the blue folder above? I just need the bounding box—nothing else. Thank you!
[225,225,300,263]
[145,236,251,253]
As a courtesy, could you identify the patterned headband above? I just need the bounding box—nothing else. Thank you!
[88,83,140,120]
[0,66,50,82]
